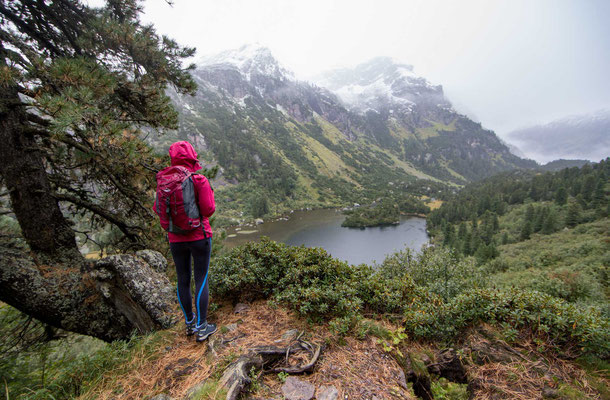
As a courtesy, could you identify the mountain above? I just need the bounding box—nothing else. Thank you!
[539,159,590,172]
[311,57,535,181]
[157,45,535,217]
[506,109,610,163]
[312,57,450,114]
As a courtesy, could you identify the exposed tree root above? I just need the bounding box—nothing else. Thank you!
[218,338,323,400]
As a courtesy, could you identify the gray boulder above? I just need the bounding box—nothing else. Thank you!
[281,377,315,400]
[317,385,339,400]
[136,249,168,273]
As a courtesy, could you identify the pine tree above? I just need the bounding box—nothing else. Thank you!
[457,222,468,241]
[592,179,605,209]
[501,231,509,245]
[520,220,532,241]
[462,231,472,256]
[533,208,544,232]
[0,0,196,341]
[555,186,567,205]
[489,241,499,259]
[443,223,455,247]
[541,209,556,234]
[571,181,582,197]
[565,200,581,227]
[525,204,535,221]
[471,214,478,234]
[582,175,596,203]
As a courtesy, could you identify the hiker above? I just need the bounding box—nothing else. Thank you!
[154,141,217,342]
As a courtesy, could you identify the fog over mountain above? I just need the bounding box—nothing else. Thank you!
[158,44,534,205]
[506,109,610,163]
[115,0,610,145]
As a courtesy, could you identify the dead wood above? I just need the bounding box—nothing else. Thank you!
[218,340,323,400]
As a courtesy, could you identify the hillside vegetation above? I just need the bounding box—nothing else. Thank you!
[428,159,609,266]
[154,47,535,225]
[3,238,608,399]
[424,159,609,332]
[2,157,607,399]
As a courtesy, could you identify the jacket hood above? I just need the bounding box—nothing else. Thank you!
[169,141,202,172]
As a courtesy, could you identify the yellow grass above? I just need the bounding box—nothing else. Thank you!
[427,199,443,210]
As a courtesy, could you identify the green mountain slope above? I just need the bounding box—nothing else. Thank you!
[151,45,536,220]
[428,159,609,308]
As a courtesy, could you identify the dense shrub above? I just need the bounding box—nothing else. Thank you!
[212,238,368,321]
[487,219,609,306]
[212,238,610,357]
[403,289,610,357]
[377,246,483,301]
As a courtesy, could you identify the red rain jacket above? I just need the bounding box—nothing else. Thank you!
[154,141,215,242]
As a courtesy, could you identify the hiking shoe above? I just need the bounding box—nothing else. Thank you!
[185,317,197,337]
[195,323,217,342]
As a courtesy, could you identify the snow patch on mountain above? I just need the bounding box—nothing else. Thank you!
[197,44,295,82]
[311,57,448,113]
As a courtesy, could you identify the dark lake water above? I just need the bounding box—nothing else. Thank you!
[223,209,429,266]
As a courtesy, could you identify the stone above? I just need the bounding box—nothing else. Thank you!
[281,329,300,341]
[317,385,339,400]
[225,323,239,332]
[468,337,523,365]
[397,368,408,389]
[281,377,315,400]
[94,254,175,329]
[135,250,168,273]
[234,303,250,314]
[255,218,264,225]
[184,381,207,400]
[429,348,467,384]
[149,394,172,400]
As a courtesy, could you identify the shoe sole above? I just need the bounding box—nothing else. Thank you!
[196,326,218,342]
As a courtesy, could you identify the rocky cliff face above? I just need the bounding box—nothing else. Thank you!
[313,56,449,114]
[312,57,535,181]
[157,45,534,206]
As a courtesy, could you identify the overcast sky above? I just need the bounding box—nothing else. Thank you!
[94,0,610,138]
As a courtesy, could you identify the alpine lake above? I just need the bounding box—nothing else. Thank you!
[223,208,429,266]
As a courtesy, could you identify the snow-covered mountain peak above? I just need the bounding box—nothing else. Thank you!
[311,57,448,113]
[197,44,294,81]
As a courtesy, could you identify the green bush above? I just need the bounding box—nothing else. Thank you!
[377,246,483,301]
[403,288,609,357]
[212,238,367,321]
[211,238,610,357]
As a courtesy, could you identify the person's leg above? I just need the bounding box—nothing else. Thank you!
[170,241,194,324]
[189,238,211,327]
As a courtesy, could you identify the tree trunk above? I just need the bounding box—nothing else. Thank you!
[0,247,176,341]
[0,56,176,341]
[0,75,80,260]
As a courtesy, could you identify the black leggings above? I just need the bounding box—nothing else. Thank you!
[170,238,211,327]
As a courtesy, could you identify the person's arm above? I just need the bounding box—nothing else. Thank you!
[194,175,215,218]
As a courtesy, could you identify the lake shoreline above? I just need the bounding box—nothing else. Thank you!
[223,209,429,266]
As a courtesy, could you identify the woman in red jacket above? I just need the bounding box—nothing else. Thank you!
[155,141,217,342]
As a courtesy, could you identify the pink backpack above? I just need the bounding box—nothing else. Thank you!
[155,165,201,233]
